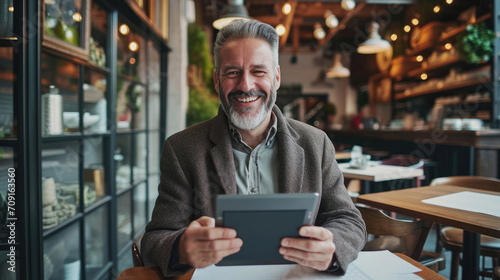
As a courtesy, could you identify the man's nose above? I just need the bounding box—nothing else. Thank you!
[236,73,254,92]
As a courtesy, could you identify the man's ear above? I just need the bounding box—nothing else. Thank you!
[213,69,219,93]
[275,65,281,90]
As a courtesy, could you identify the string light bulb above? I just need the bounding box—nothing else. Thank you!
[275,24,286,36]
[390,34,398,41]
[119,24,130,35]
[282,2,291,15]
[313,23,326,40]
[446,0,453,4]
[404,25,411,32]
[341,0,356,11]
[416,55,423,62]
[72,12,82,22]
[421,73,428,80]
[444,43,452,50]
[129,41,139,52]
[433,6,441,13]
[8,6,14,12]
[411,18,419,26]
[324,10,338,28]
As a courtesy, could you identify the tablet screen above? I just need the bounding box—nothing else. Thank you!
[215,193,319,266]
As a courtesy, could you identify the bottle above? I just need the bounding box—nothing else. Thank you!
[41,85,64,135]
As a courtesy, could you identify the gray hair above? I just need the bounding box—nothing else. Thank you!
[213,19,279,75]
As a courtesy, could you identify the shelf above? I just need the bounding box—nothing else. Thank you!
[406,13,492,56]
[395,77,491,100]
[406,56,461,79]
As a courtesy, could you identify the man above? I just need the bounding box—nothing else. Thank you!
[141,19,366,277]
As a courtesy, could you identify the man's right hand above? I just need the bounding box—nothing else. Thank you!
[178,216,243,268]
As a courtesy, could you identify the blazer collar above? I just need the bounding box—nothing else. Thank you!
[208,106,304,194]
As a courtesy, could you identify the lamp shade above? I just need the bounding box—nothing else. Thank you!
[357,21,391,54]
[213,0,250,30]
[326,53,350,78]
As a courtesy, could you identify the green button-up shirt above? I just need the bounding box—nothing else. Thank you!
[229,113,279,195]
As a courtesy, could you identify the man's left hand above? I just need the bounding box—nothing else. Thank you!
[279,226,336,271]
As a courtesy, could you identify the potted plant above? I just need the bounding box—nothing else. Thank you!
[457,22,495,64]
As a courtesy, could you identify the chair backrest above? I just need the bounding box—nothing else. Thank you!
[356,204,434,260]
[430,176,500,192]
[132,234,144,267]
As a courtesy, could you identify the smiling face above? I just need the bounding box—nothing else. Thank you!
[214,37,280,131]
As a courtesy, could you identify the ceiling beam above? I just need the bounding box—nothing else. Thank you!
[321,1,366,45]
[279,0,298,48]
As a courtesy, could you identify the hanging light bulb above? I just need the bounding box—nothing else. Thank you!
[119,24,130,35]
[275,24,286,36]
[129,41,139,52]
[282,2,291,15]
[326,53,350,78]
[324,10,338,29]
[313,23,326,40]
[446,0,453,4]
[72,12,82,22]
[411,18,419,26]
[390,34,398,41]
[416,55,423,62]
[433,6,441,13]
[357,22,391,54]
[213,0,250,30]
[341,0,356,11]
[404,25,411,33]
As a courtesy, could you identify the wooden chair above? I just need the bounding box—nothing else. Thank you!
[430,176,500,280]
[356,204,446,272]
[132,234,145,267]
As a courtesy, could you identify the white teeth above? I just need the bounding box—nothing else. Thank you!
[236,96,258,103]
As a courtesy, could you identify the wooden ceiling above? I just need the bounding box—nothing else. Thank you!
[197,0,416,53]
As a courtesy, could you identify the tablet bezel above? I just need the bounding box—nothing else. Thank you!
[215,193,319,266]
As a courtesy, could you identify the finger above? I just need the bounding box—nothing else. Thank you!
[298,226,333,241]
[191,238,243,252]
[280,246,327,262]
[196,216,216,227]
[186,226,237,241]
[282,255,331,271]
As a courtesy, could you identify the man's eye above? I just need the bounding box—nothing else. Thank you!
[253,70,266,76]
[225,71,239,78]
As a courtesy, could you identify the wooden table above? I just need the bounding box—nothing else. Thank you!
[357,185,500,280]
[115,253,446,280]
[338,162,424,193]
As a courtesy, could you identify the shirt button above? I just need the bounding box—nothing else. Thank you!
[250,188,257,194]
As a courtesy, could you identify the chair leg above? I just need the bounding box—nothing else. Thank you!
[450,250,460,280]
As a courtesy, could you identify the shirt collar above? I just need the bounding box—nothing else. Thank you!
[229,111,278,148]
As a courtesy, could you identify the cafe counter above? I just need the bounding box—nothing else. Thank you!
[326,129,500,177]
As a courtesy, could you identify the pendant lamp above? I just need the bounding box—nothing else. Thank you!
[326,53,350,78]
[213,0,250,30]
[357,21,391,54]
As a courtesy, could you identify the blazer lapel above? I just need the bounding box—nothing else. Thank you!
[209,109,237,195]
[275,107,304,193]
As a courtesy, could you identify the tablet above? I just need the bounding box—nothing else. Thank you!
[215,193,319,266]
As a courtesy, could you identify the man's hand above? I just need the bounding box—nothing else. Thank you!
[178,216,243,268]
[279,226,336,271]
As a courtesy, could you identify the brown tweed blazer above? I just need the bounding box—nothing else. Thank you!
[141,106,366,277]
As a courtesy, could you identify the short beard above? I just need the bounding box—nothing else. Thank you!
[219,84,277,131]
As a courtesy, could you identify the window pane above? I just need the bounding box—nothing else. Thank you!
[147,42,160,130]
[133,84,146,130]
[148,174,160,220]
[0,250,20,280]
[41,53,80,135]
[117,191,131,250]
[0,0,14,37]
[84,137,106,205]
[41,141,80,230]
[89,0,107,67]
[134,133,147,183]
[44,222,81,280]
[83,69,108,134]
[44,0,84,47]
[148,131,159,174]
[0,147,15,242]
[85,205,109,279]
[117,251,133,276]
[0,47,15,139]
[115,134,131,191]
[133,183,147,235]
